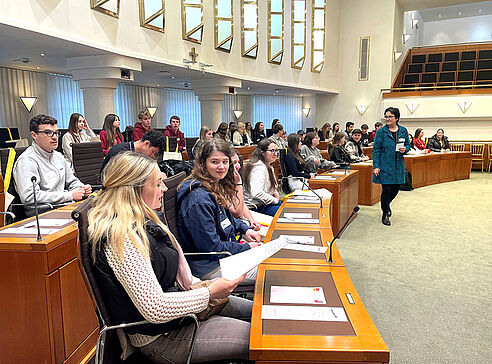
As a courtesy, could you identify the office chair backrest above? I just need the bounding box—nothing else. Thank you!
[56,129,68,154]
[72,142,104,185]
[278,149,292,194]
[162,172,187,240]
[165,136,178,153]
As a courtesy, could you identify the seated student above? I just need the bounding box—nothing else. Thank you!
[345,129,370,162]
[413,128,426,150]
[330,132,352,165]
[100,113,124,155]
[332,122,340,136]
[269,124,288,149]
[62,112,98,168]
[191,126,213,163]
[13,114,91,216]
[177,138,261,282]
[229,149,261,228]
[343,121,355,141]
[427,128,450,152]
[360,124,371,147]
[215,122,232,145]
[318,123,332,142]
[245,122,252,140]
[284,133,315,191]
[228,122,237,143]
[101,130,165,172]
[164,115,185,152]
[242,139,283,216]
[407,134,421,154]
[297,129,306,143]
[89,151,251,363]
[370,121,383,143]
[132,110,153,141]
[252,121,266,144]
[232,121,252,146]
[300,132,337,172]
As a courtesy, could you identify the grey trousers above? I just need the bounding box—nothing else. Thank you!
[139,296,252,363]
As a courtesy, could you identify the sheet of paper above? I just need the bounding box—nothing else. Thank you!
[396,142,404,151]
[279,235,315,245]
[261,305,348,322]
[219,237,288,280]
[283,212,312,219]
[277,218,319,224]
[326,170,347,175]
[313,175,337,180]
[24,218,73,228]
[283,243,327,254]
[250,211,273,236]
[270,286,326,304]
[0,227,61,235]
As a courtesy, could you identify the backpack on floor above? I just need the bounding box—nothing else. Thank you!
[400,168,413,191]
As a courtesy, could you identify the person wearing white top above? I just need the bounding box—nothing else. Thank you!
[62,113,98,167]
[232,121,252,146]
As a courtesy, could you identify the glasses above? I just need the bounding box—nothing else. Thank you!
[384,115,395,119]
[267,149,278,154]
[37,130,60,138]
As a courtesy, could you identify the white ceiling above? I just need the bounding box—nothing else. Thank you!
[418,0,492,21]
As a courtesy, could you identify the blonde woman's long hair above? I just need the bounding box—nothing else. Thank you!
[88,151,170,262]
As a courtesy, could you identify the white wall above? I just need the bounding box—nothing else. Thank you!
[422,14,492,45]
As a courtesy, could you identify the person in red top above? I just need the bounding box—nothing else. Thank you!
[163,115,185,151]
[132,110,153,141]
[413,128,426,150]
[99,113,123,155]
[369,121,383,143]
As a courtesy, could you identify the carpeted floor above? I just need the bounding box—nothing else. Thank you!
[337,171,492,363]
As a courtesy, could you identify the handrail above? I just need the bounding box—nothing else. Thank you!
[413,41,492,50]
[381,83,492,93]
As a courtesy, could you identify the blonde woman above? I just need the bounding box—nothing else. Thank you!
[232,121,252,146]
[88,151,251,363]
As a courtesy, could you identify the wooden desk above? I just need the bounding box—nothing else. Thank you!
[250,264,389,363]
[308,170,359,236]
[0,207,98,364]
[349,162,381,206]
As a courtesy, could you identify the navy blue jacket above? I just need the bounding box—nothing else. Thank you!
[372,125,410,185]
[177,179,251,278]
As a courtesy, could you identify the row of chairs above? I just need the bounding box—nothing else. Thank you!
[450,143,492,172]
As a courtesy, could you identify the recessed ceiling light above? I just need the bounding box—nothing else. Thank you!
[40,53,45,57]
[438,14,442,18]
[478,9,483,13]
[458,11,462,16]
[36,66,40,69]
[157,84,160,86]
[171,76,175,79]
[247,87,251,90]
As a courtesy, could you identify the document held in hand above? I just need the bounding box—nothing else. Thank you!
[219,237,288,280]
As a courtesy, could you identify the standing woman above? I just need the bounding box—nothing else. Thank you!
[191,126,213,163]
[99,113,123,155]
[372,107,410,226]
[177,138,261,282]
[413,128,426,150]
[62,113,98,167]
[426,128,450,152]
[243,139,282,216]
[252,121,266,144]
[284,133,314,191]
[88,152,251,363]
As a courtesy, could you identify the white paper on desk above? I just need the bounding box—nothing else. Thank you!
[249,211,273,236]
[292,188,332,199]
[283,243,327,254]
[261,305,348,322]
[24,218,73,228]
[326,170,347,175]
[0,227,61,235]
[219,237,288,280]
[286,198,320,204]
[270,286,326,304]
[284,212,312,219]
[313,175,337,180]
[277,218,319,224]
[279,235,315,245]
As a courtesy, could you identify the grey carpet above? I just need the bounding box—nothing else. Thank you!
[337,171,492,364]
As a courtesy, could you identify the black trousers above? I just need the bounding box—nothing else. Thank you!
[380,184,400,213]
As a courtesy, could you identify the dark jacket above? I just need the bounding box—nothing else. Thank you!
[372,125,410,185]
[284,152,311,178]
[177,179,251,278]
[426,134,450,152]
[361,133,370,147]
[252,130,266,144]
[93,218,185,336]
[132,122,152,141]
[331,145,352,165]
[164,125,185,151]
[100,141,134,173]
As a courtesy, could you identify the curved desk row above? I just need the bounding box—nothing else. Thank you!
[250,198,389,363]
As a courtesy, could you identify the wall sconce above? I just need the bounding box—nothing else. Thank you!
[403,34,411,44]
[356,105,368,115]
[146,106,158,118]
[457,101,472,113]
[394,51,403,62]
[233,110,243,119]
[406,103,419,114]
[412,19,419,28]
[20,96,38,112]
[302,108,311,117]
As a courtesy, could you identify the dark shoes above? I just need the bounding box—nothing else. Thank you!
[382,212,391,226]
[387,208,392,217]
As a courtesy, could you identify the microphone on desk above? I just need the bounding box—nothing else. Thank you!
[283,176,323,208]
[31,176,42,242]
[328,205,360,263]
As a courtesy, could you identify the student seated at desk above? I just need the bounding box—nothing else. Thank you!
[62,112,98,168]
[13,114,91,217]
[426,128,450,152]
[284,133,315,191]
[330,132,352,166]
[413,128,426,150]
[89,151,252,363]
[190,126,213,163]
[407,135,421,154]
[242,139,282,216]
[177,138,261,283]
[345,129,370,163]
[99,114,124,156]
[300,132,337,172]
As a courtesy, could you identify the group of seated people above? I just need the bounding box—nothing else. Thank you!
[408,127,450,153]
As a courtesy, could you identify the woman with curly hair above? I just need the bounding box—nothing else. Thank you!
[177,138,261,282]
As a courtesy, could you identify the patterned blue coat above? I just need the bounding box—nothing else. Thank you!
[372,124,410,185]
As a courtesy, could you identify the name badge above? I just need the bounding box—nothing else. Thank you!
[220,217,231,230]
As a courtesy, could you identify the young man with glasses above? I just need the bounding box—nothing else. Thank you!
[13,114,91,216]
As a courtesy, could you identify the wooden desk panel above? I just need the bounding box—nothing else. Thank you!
[425,154,441,186]
[439,153,457,183]
[250,264,389,363]
[349,163,381,206]
[455,151,472,180]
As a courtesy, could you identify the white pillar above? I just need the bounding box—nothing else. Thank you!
[198,97,224,131]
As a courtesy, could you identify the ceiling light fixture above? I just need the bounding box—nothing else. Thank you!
[412,19,419,28]
[40,53,45,57]
[302,108,311,117]
[457,101,471,113]
[406,103,419,114]
[146,106,158,117]
[233,110,243,119]
[356,105,368,115]
[20,96,38,112]
[403,34,412,44]
[394,51,403,62]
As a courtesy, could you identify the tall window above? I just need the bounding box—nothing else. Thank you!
[252,95,302,134]
[138,0,165,33]
[291,0,306,69]
[214,0,233,52]
[311,0,326,73]
[268,0,284,64]
[241,0,258,58]
[182,0,204,43]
